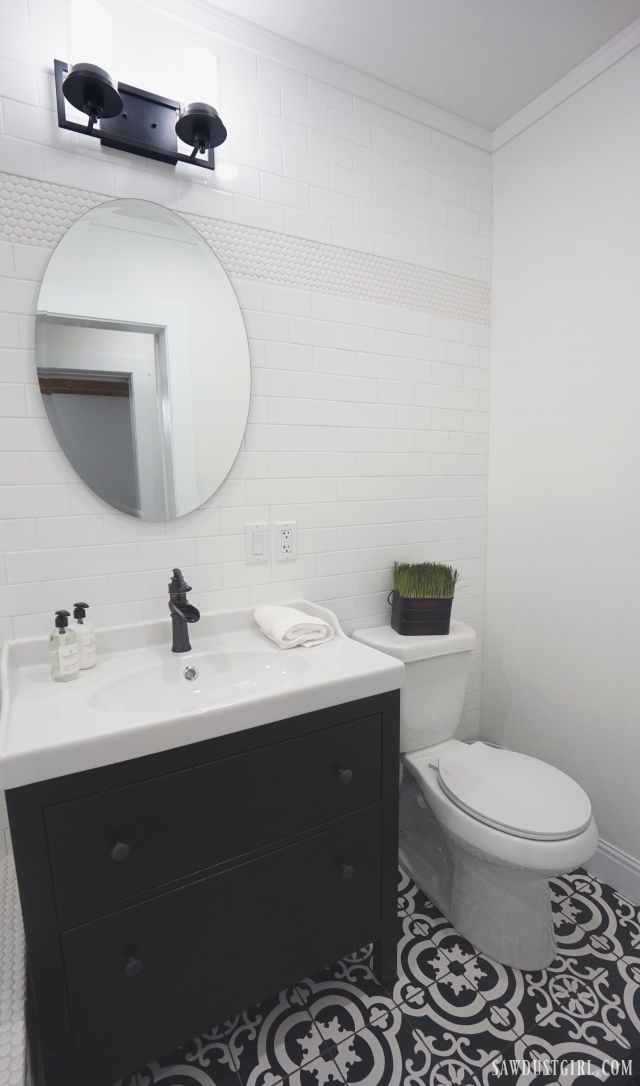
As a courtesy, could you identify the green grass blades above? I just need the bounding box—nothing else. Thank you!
[391,561,459,599]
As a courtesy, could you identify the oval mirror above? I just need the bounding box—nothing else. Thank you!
[35,199,250,520]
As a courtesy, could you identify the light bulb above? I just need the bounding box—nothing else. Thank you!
[180,46,220,110]
[67,0,115,74]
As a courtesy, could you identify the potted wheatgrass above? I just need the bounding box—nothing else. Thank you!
[389,561,459,635]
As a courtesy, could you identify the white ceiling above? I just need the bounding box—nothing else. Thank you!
[206,0,640,130]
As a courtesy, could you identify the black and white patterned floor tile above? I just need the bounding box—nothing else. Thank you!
[116,869,640,1086]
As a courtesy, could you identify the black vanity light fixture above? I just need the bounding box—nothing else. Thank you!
[55,60,227,171]
[55,3,227,171]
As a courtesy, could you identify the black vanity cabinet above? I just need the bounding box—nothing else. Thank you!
[6,691,400,1086]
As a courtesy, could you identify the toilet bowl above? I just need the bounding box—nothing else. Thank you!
[352,620,598,970]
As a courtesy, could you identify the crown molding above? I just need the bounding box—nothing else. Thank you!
[138,0,492,151]
[493,15,640,151]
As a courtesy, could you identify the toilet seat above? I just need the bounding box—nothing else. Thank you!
[403,742,598,873]
[428,743,592,841]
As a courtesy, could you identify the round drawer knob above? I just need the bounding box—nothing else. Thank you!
[341,864,355,880]
[338,769,353,785]
[124,957,142,979]
[111,842,131,862]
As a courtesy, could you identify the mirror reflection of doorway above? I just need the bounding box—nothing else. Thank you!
[38,367,139,512]
[36,321,175,519]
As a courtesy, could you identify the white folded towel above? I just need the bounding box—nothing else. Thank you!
[254,606,334,649]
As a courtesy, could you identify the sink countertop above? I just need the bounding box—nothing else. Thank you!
[0,602,404,790]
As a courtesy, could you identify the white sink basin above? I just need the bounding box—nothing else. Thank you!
[0,601,404,789]
[92,649,311,715]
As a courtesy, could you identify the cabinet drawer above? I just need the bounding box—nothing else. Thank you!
[62,810,382,1086]
[45,714,382,920]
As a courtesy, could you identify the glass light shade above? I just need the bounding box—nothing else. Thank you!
[67,0,115,74]
[180,46,220,110]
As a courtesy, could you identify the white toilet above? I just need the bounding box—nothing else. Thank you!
[352,620,598,970]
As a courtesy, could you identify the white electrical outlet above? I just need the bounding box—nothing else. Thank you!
[245,523,269,564]
[274,521,297,561]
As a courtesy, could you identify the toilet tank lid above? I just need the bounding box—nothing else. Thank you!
[352,619,476,661]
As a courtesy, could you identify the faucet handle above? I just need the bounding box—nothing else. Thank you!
[169,568,192,594]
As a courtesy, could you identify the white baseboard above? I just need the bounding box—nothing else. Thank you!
[586,838,640,906]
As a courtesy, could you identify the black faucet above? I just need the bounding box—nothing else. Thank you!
[168,568,201,653]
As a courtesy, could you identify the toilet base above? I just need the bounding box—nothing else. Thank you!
[399,837,558,971]
[399,771,558,971]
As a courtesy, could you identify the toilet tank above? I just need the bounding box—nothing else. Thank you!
[352,620,476,752]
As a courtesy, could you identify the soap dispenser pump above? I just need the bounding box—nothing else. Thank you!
[73,602,96,669]
[49,610,79,682]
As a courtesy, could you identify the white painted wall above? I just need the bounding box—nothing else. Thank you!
[483,46,640,870]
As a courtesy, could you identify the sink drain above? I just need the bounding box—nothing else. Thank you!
[183,666,198,681]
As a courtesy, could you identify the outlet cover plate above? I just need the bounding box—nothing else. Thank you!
[274,521,297,561]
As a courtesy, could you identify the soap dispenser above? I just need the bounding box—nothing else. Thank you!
[49,610,79,682]
[73,602,96,669]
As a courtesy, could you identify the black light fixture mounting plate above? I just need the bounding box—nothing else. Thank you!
[54,59,217,171]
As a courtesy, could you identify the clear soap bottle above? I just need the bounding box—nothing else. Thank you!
[73,601,96,669]
[49,610,79,682]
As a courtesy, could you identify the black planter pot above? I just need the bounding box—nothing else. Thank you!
[389,590,453,635]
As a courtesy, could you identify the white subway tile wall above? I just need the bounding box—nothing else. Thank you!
[0,0,490,823]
